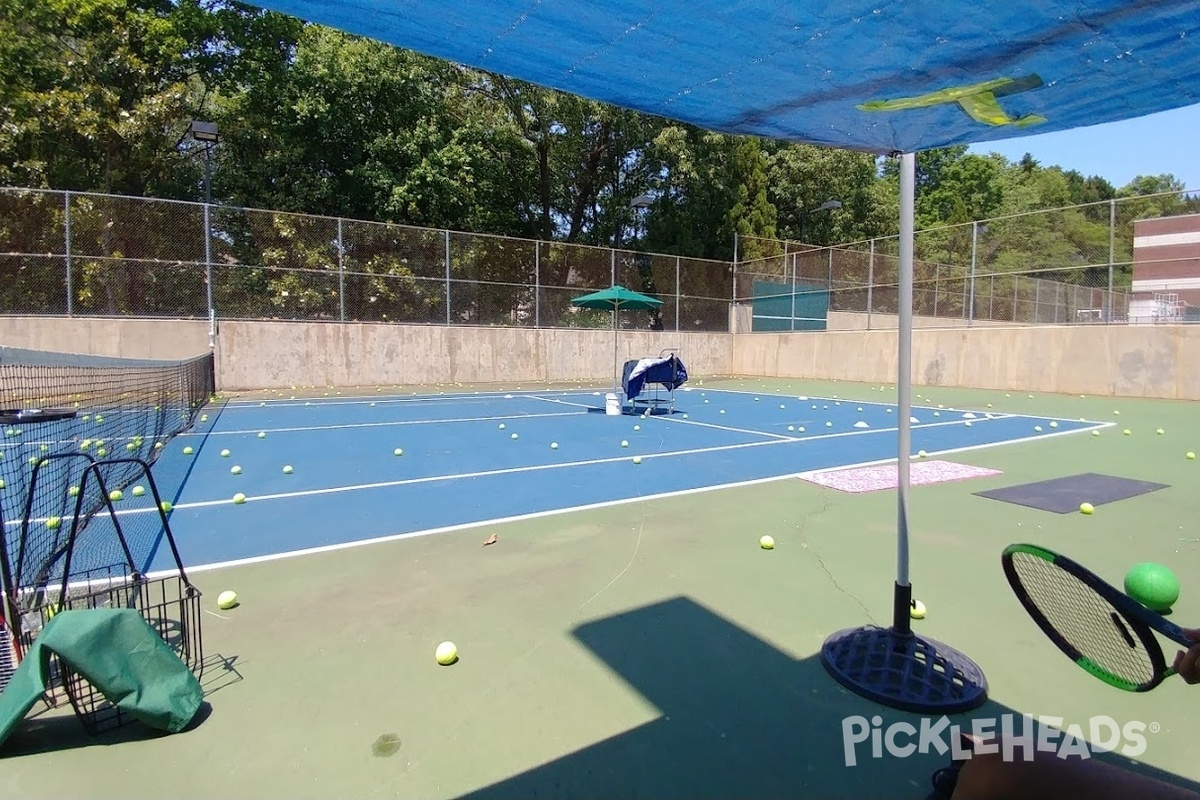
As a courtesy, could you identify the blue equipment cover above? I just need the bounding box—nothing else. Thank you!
[250,0,1200,153]
[623,355,688,401]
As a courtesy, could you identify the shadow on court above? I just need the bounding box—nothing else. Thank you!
[456,596,1200,800]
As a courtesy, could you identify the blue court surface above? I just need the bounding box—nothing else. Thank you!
[60,386,1108,575]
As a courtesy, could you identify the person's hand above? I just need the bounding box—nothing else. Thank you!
[1172,629,1200,685]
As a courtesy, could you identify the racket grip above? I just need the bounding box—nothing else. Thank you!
[893,581,913,634]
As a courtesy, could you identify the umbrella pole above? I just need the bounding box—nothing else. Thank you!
[612,302,619,394]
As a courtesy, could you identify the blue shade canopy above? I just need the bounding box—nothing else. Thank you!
[249,0,1199,153]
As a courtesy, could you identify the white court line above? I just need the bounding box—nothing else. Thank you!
[181,409,587,437]
[696,385,1105,425]
[142,417,1114,578]
[530,392,794,441]
[221,387,610,409]
[9,410,1062,527]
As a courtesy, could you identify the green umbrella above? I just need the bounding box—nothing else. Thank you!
[571,285,664,394]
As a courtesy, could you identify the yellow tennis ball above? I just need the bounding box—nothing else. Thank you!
[221,448,231,457]
[1080,502,1095,515]
[183,446,194,455]
[282,465,294,474]
[160,501,172,513]
[231,465,242,475]
[217,590,238,610]
[233,492,247,504]
[1187,452,1196,460]
[46,516,61,530]
[759,535,775,550]
[435,641,458,666]
[258,432,266,439]
[394,448,403,456]
[632,456,642,464]
[109,489,123,501]
[910,599,927,620]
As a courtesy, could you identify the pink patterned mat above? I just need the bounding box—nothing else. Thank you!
[801,460,1002,493]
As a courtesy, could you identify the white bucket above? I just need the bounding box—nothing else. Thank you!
[605,392,622,416]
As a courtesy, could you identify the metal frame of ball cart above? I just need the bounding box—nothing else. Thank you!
[819,154,989,715]
[11,453,204,734]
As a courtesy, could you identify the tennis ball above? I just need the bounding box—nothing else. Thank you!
[1049,421,1058,428]
[1079,502,1094,515]
[910,599,927,620]
[46,516,60,530]
[917,449,928,458]
[510,433,518,440]
[1188,452,1196,460]
[220,448,231,457]
[632,456,642,464]
[258,432,266,439]
[759,535,775,550]
[125,442,136,451]
[394,448,403,456]
[550,442,558,450]
[231,465,242,475]
[621,440,629,448]
[1157,428,1165,435]
[633,425,640,431]
[1034,426,1042,432]
[498,423,506,430]
[217,590,238,610]
[1124,563,1180,612]
[201,414,208,422]
[232,492,246,504]
[160,501,172,512]
[787,426,795,432]
[825,421,832,427]
[131,486,145,497]
[109,489,123,501]
[282,465,293,474]
[1092,430,1100,437]
[68,486,79,497]
[95,448,107,457]
[435,641,458,666]
[1123,429,1131,436]
[183,446,194,455]
[719,409,726,414]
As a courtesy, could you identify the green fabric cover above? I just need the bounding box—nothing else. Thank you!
[0,608,203,750]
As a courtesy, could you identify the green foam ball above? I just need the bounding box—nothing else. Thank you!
[1124,562,1180,612]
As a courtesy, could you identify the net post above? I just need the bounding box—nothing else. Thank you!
[337,217,346,322]
[444,229,451,326]
[64,190,74,316]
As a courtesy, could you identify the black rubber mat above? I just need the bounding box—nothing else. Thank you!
[974,473,1169,514]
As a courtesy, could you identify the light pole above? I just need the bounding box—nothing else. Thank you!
[190,121,219,349]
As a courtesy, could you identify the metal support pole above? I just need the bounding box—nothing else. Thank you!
[64,191,73,316]
[1107,199,1116,323]
[674,256,681,332]
[611,249,616,286]
[866,240,875,331]
[444,230,451,326]
[894,151,916,633]
[337,217,345,322]
[203,144,215,350]
[933,264,940,317]
[968,222,978,327]
[534,242,541,328]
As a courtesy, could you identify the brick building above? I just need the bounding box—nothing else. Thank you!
[1129,213,1200,323]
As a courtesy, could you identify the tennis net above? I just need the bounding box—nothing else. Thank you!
[0,347,214,607]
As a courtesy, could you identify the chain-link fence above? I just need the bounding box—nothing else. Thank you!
[0,187,733,333]
[4,186,1198,335]
[736,188,1200,331]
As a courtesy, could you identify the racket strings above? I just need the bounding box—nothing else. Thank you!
[1010,552,1156,686]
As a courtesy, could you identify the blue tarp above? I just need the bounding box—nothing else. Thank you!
[250,0,1200,153]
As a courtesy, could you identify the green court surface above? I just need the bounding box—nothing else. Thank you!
[3,377,1199,799]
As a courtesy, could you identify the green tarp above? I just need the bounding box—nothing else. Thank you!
[0,608,203,751]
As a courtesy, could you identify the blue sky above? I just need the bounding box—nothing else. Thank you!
[967,103,1200,192]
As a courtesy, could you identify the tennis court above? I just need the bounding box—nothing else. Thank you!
[3,345,1200,799]
[114,383,1105,572]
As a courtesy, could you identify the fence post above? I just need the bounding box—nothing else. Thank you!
[989,275,995,320]
[932,263,940,317]
[968,222,977,326]
[204,201,214,349]
[611,249,616,287]
[790,252,798,332]
[534,241,541,328]
[444,230,451,326]
[337,217,345,322]
[1107,198,1116,323]
[64,191,73,316]
[674,256,681,333]
[866,239,874,330]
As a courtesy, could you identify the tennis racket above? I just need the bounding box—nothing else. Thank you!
[1002,543,1193,692]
